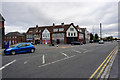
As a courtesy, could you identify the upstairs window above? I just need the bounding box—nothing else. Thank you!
[53,29,58,32]
[68,32,70,36]
[36,30,39,32]
[71,33,73,36]
[29,31,33,33]
[26,34,33,39]
[79,29,82,32]
[59,28,64,31]
[39,30,41,32]
[74,33,76,36]
[48,34,50,37]
[70,28,74,31]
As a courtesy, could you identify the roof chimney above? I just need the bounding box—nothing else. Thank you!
[53,23,55,27]
[71,23,74,25]
[76,25,79,27]
[61,23,64,26]
[36,25,38,27]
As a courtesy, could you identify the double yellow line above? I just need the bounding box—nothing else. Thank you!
[88,45,118,80]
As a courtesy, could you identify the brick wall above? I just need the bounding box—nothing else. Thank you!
[0,21,4,48]
[0,28,2,48]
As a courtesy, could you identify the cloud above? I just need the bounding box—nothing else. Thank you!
[2,1,118,38]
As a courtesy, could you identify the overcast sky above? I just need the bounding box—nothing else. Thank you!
[1,0,119,38]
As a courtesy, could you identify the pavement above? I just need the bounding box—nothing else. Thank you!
[0,42,118,79]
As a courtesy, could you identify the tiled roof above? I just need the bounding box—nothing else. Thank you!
[6,32,24,36]
[26,23,88,34]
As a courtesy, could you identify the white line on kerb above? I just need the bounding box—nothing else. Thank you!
[42,55,45,64]
[0,60,16,70]
[38,55,75,68]
[61,53,69,57]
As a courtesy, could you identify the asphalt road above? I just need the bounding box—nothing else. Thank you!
[1,42,118,79]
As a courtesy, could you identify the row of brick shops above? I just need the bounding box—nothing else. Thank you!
[26,23,90,44]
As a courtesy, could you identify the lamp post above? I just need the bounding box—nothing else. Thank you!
[100,23,102,40]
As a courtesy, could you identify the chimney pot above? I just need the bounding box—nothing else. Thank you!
[36,25,38,27]
[76,25,79,28]
[71,23,74,25]
[53,23,55,27]
[61,23,64,26]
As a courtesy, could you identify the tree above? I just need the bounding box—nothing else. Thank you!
[22,32,25,35]
[110,36,113,40]
[107,36,113,41]
[114,38,117,40]
[94,33,99,42]
[90,33,94,40]
[95,33,99,39]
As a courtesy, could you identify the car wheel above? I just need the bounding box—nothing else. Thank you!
[11,51,16,55]
[30,49,35,53]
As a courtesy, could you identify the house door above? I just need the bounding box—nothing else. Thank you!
[56,39,60,44]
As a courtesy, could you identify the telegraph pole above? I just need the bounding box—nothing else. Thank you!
[93,25,94,36]
[100,23,102,40]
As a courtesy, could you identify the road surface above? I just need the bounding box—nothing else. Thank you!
[1,42,118,79]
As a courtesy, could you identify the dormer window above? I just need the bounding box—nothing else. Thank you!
[79,29,82,32]
[59,28,64,31]
[53,29,58,32]
[29,31,33,33]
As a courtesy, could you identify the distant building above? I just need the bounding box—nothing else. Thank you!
[80,28,90,43]
[0,14,5,49]
[5,32,25,45]
[26,23,89,44]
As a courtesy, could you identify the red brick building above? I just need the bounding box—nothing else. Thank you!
[26,23,90,44]
[5,32,26,45]
[0,14,5,48]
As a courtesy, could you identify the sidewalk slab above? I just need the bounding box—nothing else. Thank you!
[109,53,118,79]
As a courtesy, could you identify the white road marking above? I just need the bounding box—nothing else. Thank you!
[83,49,87,50]
[61,52,69,57]
[24,60,29,64]
[72,49,81,53]
[0,60,16,70]
[83,51,88,53]
[42,55,45,64]
[38,55,76,68]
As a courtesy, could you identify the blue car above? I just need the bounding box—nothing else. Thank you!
[4,43,35,55]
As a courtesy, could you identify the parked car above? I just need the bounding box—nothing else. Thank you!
[71,41,83,45]
[117,40,120,42]
[4,43,35,55]
[90,40,94,43]
[99,40,104,44]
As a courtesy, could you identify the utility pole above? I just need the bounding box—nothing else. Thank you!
[93,25,94,36]
[100,23,102,40]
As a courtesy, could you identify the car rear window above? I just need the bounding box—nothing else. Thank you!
[24,44,31,46]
